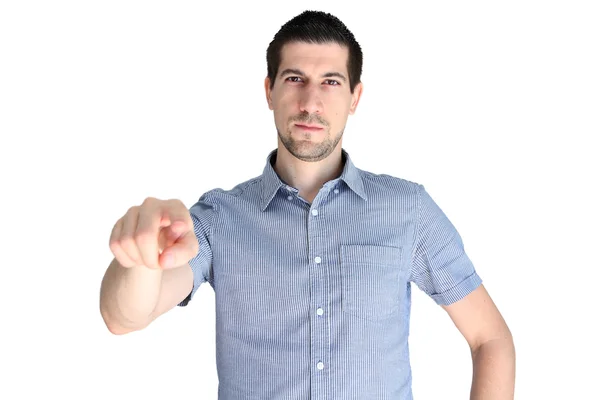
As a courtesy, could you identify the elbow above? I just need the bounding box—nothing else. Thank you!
[104,318,142,336]
[472,328,515,358]
[100,305,143,336]
[107,324,135,336]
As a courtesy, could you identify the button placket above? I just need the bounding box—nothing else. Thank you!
[307,195,329,396]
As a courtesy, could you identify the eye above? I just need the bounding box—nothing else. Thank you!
[285,76,303,83]
[324,79,340,86]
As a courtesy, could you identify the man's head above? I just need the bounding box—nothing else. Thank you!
[264,10,363,162]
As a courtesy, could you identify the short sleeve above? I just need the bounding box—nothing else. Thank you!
[410,184,482,305]
[177,192,216,307]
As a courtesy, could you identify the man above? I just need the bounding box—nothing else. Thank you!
[100,10,516,399]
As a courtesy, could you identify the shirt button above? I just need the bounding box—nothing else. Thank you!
[317,362,324,370]
[333,189,339,194]
[314,256,321,264]
[311,209,318,216]
[316,308,324,316]
[287,195,293,200]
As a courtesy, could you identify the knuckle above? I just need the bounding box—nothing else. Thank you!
[168,198,186,211]
[120,237,138,258]
[109,238,121,252]
[120,247,141,266]
[120,231,133,243]
[134,231,154,247]
[142,196,157,206]
[126,205,139,214]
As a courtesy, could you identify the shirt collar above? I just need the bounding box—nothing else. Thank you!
[260,148,367,211]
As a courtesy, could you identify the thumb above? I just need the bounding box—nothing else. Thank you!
[158,220,188,252]
[159,229,199,269]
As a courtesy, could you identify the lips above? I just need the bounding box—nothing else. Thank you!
[294,124,324,131]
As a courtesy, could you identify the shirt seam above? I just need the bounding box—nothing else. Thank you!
[410,184,424,279]
[204,190,219,286]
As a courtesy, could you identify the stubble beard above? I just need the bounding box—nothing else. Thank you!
[277,126,344,162]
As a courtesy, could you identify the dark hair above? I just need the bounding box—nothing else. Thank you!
[266,10,363,94]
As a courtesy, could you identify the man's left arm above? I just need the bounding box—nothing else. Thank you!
[442,284,516,400]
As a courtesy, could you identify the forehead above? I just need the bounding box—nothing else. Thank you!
[279,42,349,74]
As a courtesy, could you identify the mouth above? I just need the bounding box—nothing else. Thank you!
[294,124,324,131]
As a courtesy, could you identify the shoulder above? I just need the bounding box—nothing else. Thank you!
[191,175,263,208]
[359,168,423,197]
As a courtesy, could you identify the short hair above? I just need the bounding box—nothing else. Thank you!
[266,10,363,94]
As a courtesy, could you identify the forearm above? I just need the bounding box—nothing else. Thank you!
[470,335,516,399]
[100,258,163,333]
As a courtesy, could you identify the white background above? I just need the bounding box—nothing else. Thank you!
[1,1,598,399]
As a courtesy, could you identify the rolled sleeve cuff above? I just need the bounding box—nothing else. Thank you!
[430,272,483,306]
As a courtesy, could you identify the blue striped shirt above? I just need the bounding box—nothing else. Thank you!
[179,148,482,399]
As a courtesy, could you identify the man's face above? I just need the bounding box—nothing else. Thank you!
[265,42,362,162]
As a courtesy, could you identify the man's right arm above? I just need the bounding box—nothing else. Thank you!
[99,197,199,335]
[99,257,193,335]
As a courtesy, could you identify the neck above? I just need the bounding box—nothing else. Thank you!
[273,144,344,203]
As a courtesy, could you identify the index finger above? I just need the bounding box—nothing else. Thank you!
[161,200,193,232]
[134,200,164,269]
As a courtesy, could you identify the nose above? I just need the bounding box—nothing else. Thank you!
[299,85,323,115]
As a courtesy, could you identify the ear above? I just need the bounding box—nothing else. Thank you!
[265,76,274,110]
[349,82,363,115]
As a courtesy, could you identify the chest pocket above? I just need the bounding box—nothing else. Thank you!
[340,244,404,322]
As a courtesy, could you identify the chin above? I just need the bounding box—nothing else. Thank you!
[290,143,334,162]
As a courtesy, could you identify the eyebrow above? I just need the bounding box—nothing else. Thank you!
[279,68,347,83]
